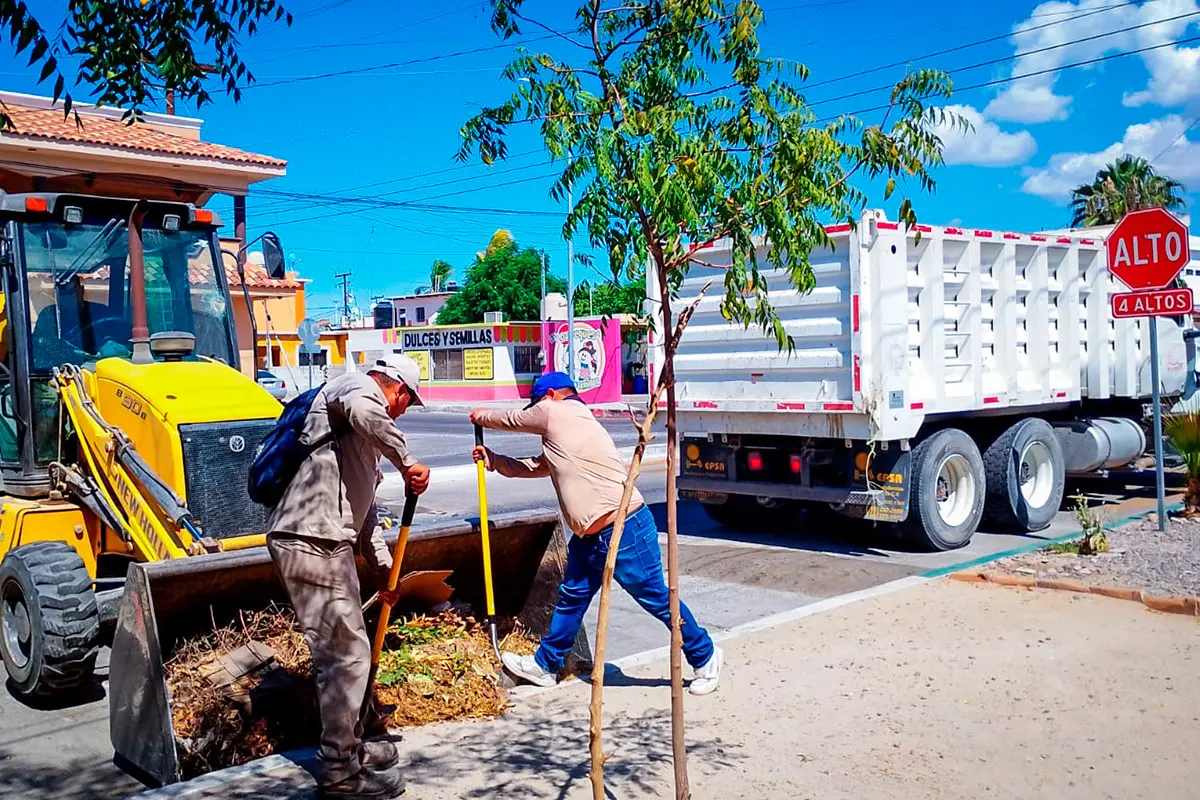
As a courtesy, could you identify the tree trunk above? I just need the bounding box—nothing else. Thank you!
[588,404,660,799]
[1188,477,1200,516]
[587,267,708,799]
[658,266,690,800]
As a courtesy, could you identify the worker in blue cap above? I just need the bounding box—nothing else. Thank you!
[471,372,722,695]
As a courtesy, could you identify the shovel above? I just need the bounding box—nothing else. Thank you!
[475,424,502,660]
[366,488,420,696]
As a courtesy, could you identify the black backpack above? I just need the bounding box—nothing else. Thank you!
[248,385,336,507]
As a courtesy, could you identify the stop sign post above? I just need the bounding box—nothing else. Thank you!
[1106,207,1192,531]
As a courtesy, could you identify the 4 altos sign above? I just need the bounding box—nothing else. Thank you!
[402,327,494,351]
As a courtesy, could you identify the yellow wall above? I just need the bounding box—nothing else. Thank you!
[220,245,306,375]
[263,333,348,368]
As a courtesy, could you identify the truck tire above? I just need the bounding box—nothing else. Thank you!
[983,418,1065,532]
[700,496,796,531]
[901,428,986,551]
[0,542,100,698]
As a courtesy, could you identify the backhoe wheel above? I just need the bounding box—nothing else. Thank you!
[0,542,99,698]
[901,428,986,551]
[983,418,1065,533]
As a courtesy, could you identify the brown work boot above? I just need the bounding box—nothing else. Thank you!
[361,740,399,772]
[318,764,406,800]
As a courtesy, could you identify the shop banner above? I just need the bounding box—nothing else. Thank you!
[544,318,621,403]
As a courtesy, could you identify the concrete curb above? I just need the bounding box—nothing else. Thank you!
[948,571,1200,617]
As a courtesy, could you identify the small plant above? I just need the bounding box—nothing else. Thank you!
[1164,411,1200,515]
[1071,495,1109,555]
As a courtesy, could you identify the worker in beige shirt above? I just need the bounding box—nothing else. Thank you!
[267,355,430,800]
[472,371,722,695]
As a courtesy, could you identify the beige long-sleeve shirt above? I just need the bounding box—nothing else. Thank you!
[268,371,417,567]
[475,399,643,536]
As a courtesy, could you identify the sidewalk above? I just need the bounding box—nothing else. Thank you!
[137,578,1200,799]
[414,394,650,419]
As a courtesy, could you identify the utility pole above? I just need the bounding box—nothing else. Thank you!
[566,183,576,381]
[335,271,352,329]
[540,250,546,320]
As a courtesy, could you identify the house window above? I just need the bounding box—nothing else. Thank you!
[513,345,542,375]
[415,306,426,323]
[432,349,463,380]
[299,349,328,367]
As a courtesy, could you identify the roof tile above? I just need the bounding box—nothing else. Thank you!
[1,106,286,168]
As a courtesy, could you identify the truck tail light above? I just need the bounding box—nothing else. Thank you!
[25,196,48,213]
[789,453,803,474]
[194,208,214,224]
[746,450,765,472]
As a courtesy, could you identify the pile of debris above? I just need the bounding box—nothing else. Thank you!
[165,605,537,779]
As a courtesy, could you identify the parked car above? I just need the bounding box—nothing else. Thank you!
[257,369,288,401]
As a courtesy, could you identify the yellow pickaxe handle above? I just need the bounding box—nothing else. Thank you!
[370,489,419,667]
[475,424,497,620]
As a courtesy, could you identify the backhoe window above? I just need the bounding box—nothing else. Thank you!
[21,218,237,372]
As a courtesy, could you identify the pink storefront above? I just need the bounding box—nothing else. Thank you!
[346,318,622,404]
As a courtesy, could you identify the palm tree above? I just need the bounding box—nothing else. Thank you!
[1069,155,1186,228]
[1165,411,1200,516]
[430,259,453,293]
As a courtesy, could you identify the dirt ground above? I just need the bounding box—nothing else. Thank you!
[994,512,1200,598]
[388,579,1199,800]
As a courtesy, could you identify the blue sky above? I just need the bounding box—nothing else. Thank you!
[4,0,1200,316]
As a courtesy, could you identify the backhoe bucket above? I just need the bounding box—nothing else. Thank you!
[110,508,564,787]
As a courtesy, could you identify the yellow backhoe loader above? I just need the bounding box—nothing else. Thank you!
[0,190,560,786]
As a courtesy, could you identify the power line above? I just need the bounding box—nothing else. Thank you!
[806,9,1200,109]
[814,32,1200,124]
[249,35,555,89]
[1150,112,1200,165]
[254,171,563,229]
[800,0,1163,92]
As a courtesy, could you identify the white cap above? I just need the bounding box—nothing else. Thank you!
[368,354,425,406]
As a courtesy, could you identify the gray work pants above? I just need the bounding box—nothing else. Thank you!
[267,534,370,784]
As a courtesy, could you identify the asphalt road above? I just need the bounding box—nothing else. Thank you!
[0,468,1161,800]
[384,411,657,470]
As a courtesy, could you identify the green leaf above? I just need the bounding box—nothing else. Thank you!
[38,55,57,83]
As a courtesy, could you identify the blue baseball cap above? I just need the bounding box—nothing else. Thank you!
[526,371,577,408]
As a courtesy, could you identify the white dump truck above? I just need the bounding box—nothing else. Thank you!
[651,209,1196,550]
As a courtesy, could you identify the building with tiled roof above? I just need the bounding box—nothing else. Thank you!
[0,91,285,202]
[1,89,293,376]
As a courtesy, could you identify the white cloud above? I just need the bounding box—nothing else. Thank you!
[984,85,1071,124]
[985,0,1200,124]
[930,104,1038,166]
[1020,114,1200,200]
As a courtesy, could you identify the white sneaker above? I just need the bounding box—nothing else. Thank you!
[501,651,557,688]
[689,646,722,696]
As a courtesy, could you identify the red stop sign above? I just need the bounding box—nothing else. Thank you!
[1106,208,1190,291]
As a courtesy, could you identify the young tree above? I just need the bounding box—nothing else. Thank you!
[435,235,564,324]
[1069,155,1187,227]
[1,0,289,127]
[460,2,959,798]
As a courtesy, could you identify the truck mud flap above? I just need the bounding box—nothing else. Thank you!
[109,508,564,787]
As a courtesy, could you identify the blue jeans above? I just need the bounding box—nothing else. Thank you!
[534,505,715,673]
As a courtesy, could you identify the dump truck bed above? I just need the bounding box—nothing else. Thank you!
[650,209,1191,442]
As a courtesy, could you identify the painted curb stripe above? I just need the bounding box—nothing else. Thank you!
[920,500,1184,579]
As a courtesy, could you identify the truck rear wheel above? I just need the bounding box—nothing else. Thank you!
[902,428,985,551]
[983,418,1065,532]
[0,542,100,698]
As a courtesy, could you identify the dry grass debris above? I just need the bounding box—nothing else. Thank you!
[166,606,538,778]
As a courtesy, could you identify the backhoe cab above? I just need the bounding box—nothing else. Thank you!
[0,191,286,697]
